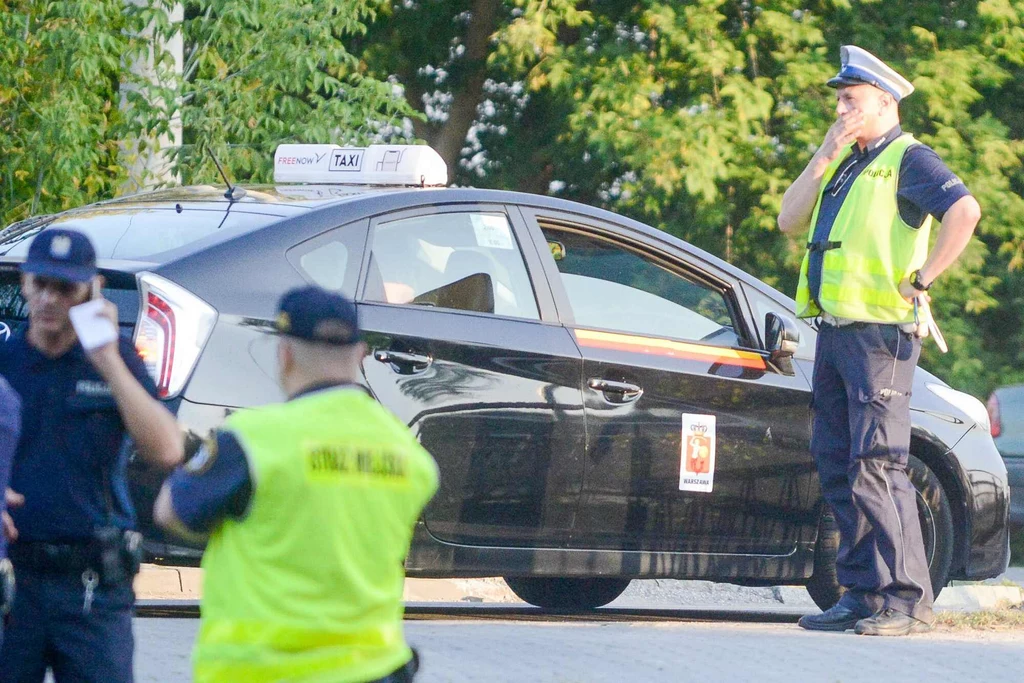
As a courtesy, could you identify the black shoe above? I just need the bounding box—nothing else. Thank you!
[798,604,861,632]
[854,608,932,636]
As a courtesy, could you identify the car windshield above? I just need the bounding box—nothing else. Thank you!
[0,207,284,261]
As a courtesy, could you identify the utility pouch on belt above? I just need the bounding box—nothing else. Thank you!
[0,558,15,616]
[94,527,144,586]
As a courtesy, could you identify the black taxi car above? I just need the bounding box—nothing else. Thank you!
[0,144,1010,610]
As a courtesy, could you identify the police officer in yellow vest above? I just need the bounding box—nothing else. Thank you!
[778,46,981,636]
[153,286,439,681]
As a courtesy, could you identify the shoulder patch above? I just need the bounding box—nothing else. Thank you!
[184,437,219,475]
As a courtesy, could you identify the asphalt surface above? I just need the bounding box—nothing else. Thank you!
[134,605,1024,683]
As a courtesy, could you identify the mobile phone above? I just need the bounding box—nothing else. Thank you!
[91,277,101,300]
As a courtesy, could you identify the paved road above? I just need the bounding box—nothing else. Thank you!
[135,608,1024,683]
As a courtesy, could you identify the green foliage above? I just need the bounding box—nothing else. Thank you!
[0,0,176,223]
[4,0,1024,398]
[178,0,418,184]
[360,0,1024,397]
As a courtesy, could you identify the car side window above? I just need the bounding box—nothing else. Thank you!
[363,212,540,320]
[542,226,744,347]
[298,240,349,291]
[287,222,365,298]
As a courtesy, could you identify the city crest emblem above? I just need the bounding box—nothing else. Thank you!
[50,235,72,259]
[679,414,716,493]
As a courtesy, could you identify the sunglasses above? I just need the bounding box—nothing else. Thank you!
[26,276,86,297]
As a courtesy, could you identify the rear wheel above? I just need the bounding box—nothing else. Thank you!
[503,576,631,609]
[806,454,955,611]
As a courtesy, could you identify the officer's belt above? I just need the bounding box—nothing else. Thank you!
[9,540,101,574]
[820,311,917,335]
[806,240,842,253]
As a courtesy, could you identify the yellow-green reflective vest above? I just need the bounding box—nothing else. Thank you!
[794,134,932,323]
[194,387,439,683]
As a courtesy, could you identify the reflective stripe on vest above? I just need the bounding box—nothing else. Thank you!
[794,134,933,323]
[194,388,439,683]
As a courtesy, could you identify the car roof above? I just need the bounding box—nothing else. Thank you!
[90,184,424,211]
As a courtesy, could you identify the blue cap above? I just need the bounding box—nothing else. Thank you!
[827,46,915,102]
[21,228,97,283]
[274,286,361,346]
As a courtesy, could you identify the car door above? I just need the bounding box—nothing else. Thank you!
[520,209,817,555]
[356,205,586,548]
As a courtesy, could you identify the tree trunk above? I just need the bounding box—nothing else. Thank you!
[428,0,501,171]
[121,1,183,192]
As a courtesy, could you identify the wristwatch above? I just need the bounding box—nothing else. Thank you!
[910,269,931,292]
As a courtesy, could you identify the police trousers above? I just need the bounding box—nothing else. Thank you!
[811,321,934,623]
[0,568,134,683]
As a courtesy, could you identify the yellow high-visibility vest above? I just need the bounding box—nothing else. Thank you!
[194,387,439,683]
[795,134,933,323]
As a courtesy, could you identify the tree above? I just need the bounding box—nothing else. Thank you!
[175,0,419,185]
[4,0,1024,396]
[0,0,177,224]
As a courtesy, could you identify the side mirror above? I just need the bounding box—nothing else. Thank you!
[765,312,800,374]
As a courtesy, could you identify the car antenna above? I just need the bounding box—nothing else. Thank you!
[207,145,247,202]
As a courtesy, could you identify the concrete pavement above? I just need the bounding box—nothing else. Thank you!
[133,612,1024,683]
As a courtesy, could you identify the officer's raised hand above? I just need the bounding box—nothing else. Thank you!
[78,282,126,376]
[779,109,866,234]
[71,279,184,471]
[816,110,865,165]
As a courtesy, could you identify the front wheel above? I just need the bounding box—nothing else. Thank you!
[805,454,955,611]
[503,577,631,609]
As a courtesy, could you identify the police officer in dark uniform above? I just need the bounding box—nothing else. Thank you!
[779,47,982,636]
[0,229,183,681]
[0,375,20,650]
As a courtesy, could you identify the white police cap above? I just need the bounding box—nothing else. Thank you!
[827,45,914,102]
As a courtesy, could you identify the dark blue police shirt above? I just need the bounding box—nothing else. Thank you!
[0,375,20,558]
[166,382,360,533]
[0,333,158,542]
[807,125,973,303]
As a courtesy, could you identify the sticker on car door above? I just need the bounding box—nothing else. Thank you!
[680,413,716,492]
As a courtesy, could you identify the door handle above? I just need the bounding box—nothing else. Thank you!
[374,350,432,372]
[588,378,643,402]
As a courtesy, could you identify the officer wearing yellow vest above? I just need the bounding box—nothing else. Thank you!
[153,286,439,681]
[778,46,981,636]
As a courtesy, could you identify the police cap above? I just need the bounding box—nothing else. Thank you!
[21,228,97,283]
[274,286,361,346]
[827,45,915,102]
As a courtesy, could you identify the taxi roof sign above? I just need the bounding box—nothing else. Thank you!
[273,144,448,187]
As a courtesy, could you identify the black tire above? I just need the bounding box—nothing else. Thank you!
[806,454,955,611]
[503,576,631,609]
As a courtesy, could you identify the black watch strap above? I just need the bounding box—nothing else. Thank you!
[910,269,931,291]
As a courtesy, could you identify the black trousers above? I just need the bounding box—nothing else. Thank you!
[0,568,134,683]
[811,321,934,623]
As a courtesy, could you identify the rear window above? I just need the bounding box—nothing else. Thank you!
[0,207,284,261]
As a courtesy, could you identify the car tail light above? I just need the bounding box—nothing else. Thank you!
[987,393,1002,438]
[134,272,217,398]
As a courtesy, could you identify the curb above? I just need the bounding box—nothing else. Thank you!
[934,585,1024,610]
[133,566,1024,611]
